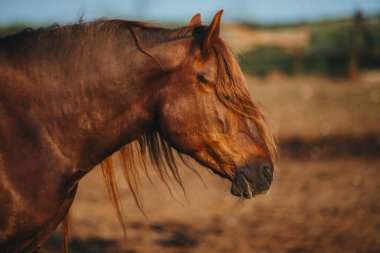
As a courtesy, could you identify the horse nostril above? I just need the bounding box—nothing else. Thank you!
[261,163,274,181]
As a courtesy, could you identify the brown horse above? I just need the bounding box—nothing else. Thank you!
[0,11,277,252]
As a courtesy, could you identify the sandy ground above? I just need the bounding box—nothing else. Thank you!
[41,75,380,253]
[42,157,380,253]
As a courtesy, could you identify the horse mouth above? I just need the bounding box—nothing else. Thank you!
[230,172,271,199]
[230,172,255,199]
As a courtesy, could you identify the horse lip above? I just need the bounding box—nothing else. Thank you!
[230,172,254,199]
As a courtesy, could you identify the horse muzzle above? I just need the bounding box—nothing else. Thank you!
[230,162,274,199]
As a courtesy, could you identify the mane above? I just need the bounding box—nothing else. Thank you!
[98,133,196,238]
[0,19,194,44]
[212,38,278,162]
[0,20,194,74]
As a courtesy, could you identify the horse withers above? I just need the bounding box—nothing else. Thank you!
[0,11,277,252]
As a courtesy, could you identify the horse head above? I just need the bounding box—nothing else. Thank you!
[157,11,277,199]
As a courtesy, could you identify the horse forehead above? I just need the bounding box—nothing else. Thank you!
[190,52,218,72]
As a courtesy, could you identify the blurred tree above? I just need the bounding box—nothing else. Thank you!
[348,11,363,79]
[349,11,379,80]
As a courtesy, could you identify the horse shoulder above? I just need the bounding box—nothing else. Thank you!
[0,101,78,251]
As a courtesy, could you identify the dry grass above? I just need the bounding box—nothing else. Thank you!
[247,74,380,139]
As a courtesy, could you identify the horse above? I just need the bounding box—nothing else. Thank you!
[0,10,277,252]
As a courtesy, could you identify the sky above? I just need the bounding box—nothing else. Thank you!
[0,0,379,26]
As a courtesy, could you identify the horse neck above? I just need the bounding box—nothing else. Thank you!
[0,25,194,173]
[58,27,194,171]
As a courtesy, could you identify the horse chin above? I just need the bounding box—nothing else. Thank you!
[230,173,255,199]
[206,166,256,199]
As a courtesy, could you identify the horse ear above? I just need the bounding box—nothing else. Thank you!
[188,13,202,26]
[203,10,223,56]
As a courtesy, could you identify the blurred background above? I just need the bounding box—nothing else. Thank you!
[1,1,380,252]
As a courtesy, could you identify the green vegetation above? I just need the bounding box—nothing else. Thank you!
[240,16,380,77]
[240,46,294,76]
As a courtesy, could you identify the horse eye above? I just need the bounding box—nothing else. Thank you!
[197,73,209,84]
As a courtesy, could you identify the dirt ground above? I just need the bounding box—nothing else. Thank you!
[41,75,380,253]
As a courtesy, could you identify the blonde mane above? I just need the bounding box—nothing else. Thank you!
[99,133,193,237]
[213,38,278,161]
